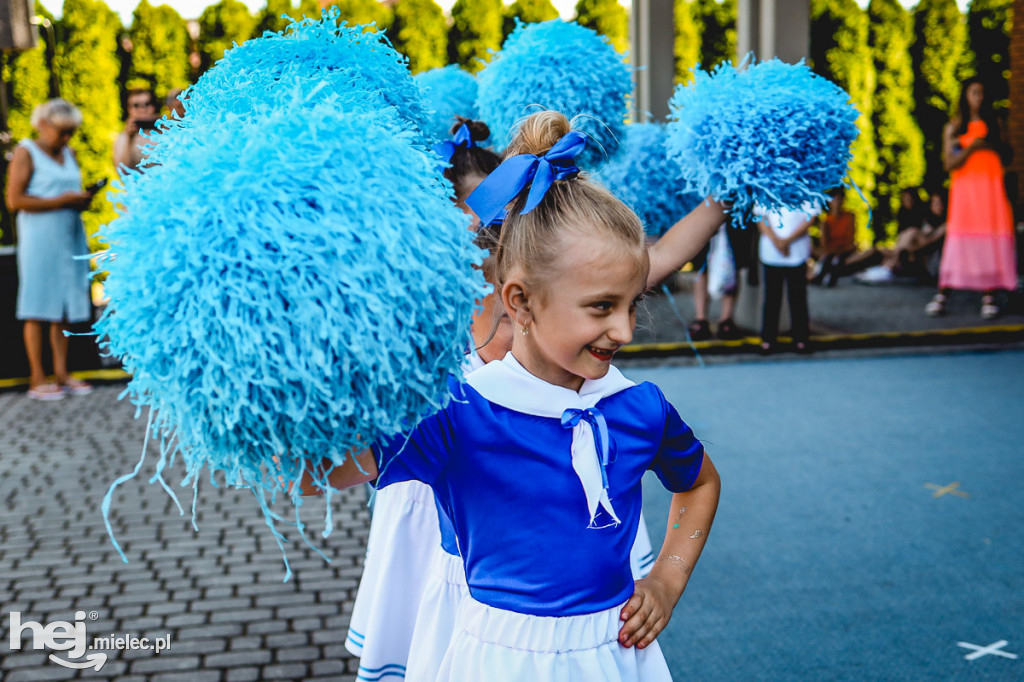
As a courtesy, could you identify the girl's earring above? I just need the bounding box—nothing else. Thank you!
[521,324,529,336]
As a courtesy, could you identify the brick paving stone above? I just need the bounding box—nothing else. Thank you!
[130,655,201,674]
[225,667,262,682]
[206,649,273,668]
[262,662,310,679]
[310,659,347,677]
[151,672,222,682]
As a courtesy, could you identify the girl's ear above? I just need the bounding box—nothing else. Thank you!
[501,278,532,327]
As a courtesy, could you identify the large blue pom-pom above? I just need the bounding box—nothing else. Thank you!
[97,80,485,572]
[415,65,479,141]
[596,123,704,238]
[667,57,859,225]
[174,8,433,146]
[476,20,631,168]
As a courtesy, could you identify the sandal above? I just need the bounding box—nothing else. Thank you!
[925,293,947,317]
[981,295,1000,320]
[687,319,712,342]
[28,383,65,401]
[61,378,94,396]
[716,318,743,341]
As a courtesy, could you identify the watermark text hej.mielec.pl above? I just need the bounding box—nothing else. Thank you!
[7,610,172,672]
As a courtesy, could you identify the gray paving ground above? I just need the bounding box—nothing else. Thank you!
[0,388,368,681]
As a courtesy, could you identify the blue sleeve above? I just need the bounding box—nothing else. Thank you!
[372,403,457,489]
[649,392,705,493]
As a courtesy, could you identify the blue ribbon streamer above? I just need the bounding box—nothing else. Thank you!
[433,123,474,163]
[467,130,587,226]
[560,406,612,491]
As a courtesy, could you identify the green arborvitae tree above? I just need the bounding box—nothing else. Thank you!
[2,46,50,142]
[255,0,297,36]
[390,0,447,73]
[694,0,736,69]
[327,0,393,32]
[197,0,257,74]
[53,0,122,248]
[503,0,559,40]
[0,3,54,243]
[868,0,925,236]
[574,0,629,54]
[674,0,701,84]
[912,0,969,191]
[448,0,503,73]
[967,0,1011,112]
[297,0,321,20]
[128,1,190,99]
[811,0,878,245]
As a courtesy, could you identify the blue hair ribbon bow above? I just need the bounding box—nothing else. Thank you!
[467,130,588,226]
[561,406,611,492]
[434,123,475,163]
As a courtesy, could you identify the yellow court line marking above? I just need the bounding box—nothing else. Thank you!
[620,324,1024,355]
[925,482,970,499]
[0,369,131,390]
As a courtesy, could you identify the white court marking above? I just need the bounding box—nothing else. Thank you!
[957,640,1018,661]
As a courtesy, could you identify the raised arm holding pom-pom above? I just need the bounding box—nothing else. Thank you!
[646,198,729,287]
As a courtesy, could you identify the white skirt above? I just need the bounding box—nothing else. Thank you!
[630,510,654,579]
[405,547,469,682]
[346,480,441,677]
[436,597,673,682]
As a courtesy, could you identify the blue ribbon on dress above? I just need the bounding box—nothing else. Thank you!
[466,130,588,226]
[561,407,611,492]
[434,123,474,163]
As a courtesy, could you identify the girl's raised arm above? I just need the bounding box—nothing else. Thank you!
[646,199,728,288]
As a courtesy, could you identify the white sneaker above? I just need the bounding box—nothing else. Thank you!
[855,265,895,283]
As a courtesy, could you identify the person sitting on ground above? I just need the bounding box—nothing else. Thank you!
[809,189,871,286]
[856,190,948,284]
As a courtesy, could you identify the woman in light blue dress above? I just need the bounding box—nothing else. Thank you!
[4,99,97,400]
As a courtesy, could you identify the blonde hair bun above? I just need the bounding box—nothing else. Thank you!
[504,110,572,159]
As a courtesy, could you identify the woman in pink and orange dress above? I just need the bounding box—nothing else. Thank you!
[926,77,1017,318]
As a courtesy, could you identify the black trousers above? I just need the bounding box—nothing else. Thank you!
[761,264,810,343]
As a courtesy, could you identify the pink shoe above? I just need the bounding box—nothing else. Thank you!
[28,383,65,401]
[62,378,94,396]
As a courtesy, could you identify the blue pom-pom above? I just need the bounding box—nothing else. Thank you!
[667,57,859,226]
[172,8,433,147]
[415,65,480,142]
[476,20,631,168]
[97,84,485,572]
[596,123,703,238]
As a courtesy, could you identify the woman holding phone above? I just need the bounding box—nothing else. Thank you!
[5,98,98,399]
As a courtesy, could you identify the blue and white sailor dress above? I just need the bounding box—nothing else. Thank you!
[375,353,706,681]
[404,499,468,682]
[344,352,486,676]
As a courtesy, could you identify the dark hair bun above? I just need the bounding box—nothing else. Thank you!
[452,116,490,143]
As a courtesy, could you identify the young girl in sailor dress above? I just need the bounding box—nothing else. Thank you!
[343,119,504,678]
[319,111,721,681]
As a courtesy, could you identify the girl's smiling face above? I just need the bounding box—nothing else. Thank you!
[503,230,648,392]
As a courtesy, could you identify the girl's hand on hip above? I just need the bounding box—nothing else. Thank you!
[618,575,677,650]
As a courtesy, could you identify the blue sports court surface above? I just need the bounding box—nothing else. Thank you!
[628,349,1024,681]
